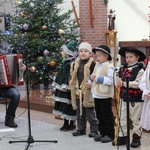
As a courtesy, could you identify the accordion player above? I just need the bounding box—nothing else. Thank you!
[0,54,24,87]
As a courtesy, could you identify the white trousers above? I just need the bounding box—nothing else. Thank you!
[118,101,143,137]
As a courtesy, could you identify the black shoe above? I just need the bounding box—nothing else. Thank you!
[69,124,76,130]
[112,136,127,146]
[130,139,141,148]
[5,116,18,128]
[60,125,69,131]
[94,134,103,141]
[130,134,141,148]
[101,135,113,143]
[88,131,98,138]
[72,130,86,136]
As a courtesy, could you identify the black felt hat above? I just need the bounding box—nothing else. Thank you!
[92,45,112,60]
[118,47,146,61]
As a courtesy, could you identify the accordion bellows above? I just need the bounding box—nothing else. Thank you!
[0,54,24,87]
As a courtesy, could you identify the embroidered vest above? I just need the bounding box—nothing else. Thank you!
[120,67,143,102]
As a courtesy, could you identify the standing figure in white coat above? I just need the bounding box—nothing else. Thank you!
[139,59,150,131]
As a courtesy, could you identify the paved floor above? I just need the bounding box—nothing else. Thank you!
[0,105,149,150]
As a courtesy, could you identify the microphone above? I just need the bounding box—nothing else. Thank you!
[128,62,143,70]
[115,63,128,71]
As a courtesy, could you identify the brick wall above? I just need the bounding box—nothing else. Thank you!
[79,0,107,48]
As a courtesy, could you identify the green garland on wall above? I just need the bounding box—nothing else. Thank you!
[104,0,108,4]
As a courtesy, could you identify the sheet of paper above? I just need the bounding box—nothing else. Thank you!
[0,128,15,132]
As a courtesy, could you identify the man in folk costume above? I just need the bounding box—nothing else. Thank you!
[113,47,146,148]
[69,42,98,137]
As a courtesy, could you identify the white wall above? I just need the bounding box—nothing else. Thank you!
[108,0,149,41]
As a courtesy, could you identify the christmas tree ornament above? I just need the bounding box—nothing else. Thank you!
[50,60,56,67]
[34,34,38,38]
[58,29,65,35]
[0,18,3,23]
[37,56,43,62]
[43,49,49,55]
[42,25,47,30]
[17,0,22,4]
[30,66,36,73]
[20,12,24,17]
[23,23,29,30]
[14,34,18,37]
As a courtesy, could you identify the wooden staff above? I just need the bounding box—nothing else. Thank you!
[89,0,94,27]
[71,1,80,27]
[114,87,121,145]
[114,72,121,145]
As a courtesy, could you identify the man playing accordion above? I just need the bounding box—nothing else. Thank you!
[0,63,26,128]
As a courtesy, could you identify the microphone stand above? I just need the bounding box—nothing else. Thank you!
[9,59,58,150]
[125,76,130,150]
[118,68,130,150]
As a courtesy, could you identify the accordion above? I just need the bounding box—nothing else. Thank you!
[0,54,24,87]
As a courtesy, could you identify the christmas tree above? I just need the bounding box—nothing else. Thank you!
[0,0,79,83]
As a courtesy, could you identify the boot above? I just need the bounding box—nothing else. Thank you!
[130,133,141,148]
[60,119,69,131]
[5,116,18,128]
[69,120,76,130]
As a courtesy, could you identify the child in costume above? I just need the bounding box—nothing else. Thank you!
[139,57,150,131]
[91,45,115,143]
[53,40,77,131]
[113,47,146,148]
[69,42,98,137]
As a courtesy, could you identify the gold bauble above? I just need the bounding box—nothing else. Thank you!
[42,25,47,30]
[50,60,56,67]
[37,56,43,62]
[58,29,65,35]
[34,34,38,38]
[20,12,24,17]
[14,34,18,37]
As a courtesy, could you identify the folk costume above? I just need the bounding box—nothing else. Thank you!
[114,47,146,148]
[70,42,98,137]
[53,41,77,131]
[139,60,150,130]
[91,45,115,143]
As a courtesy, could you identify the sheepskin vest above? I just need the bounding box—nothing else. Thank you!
[70,57,95,110]
[91,63,114,98]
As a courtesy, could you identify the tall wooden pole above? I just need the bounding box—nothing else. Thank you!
[89,0,94,27]
[71,1,80,27]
